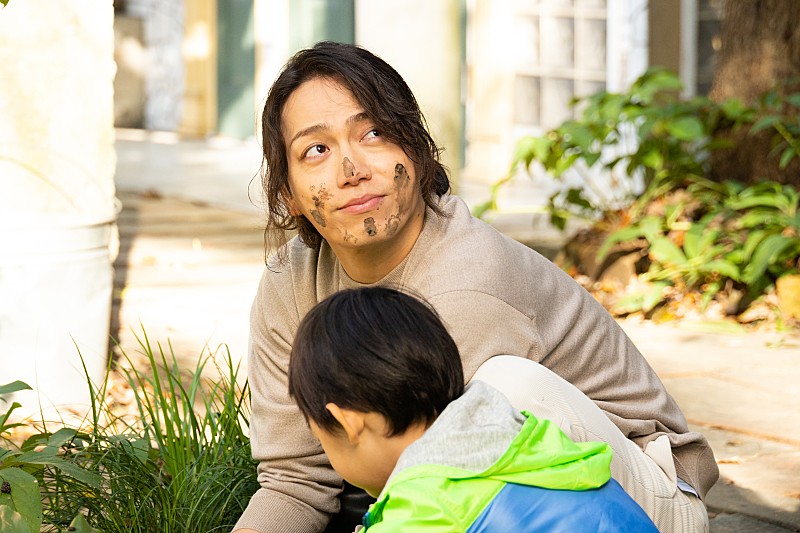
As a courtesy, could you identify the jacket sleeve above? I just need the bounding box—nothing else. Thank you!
[234,267,342,533]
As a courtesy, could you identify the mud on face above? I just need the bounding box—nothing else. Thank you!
[342,157,356,178]
[364,217,377,237]
[309,185,332,227]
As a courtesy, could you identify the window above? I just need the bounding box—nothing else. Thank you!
[512,0,608,131]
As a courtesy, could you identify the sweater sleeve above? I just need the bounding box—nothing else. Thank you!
[234,267,342,533]
[423,249,717,498]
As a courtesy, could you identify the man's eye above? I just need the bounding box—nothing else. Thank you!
[303,144,328,158]
[364,129,380,139]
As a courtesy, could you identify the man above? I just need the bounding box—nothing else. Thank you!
[234,41,717,533]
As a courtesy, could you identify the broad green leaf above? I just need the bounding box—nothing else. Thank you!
[743,234,798,284]
[750,115,780,134]
[719,98,749,119]
[0,468,41,533]
[612,293,645,314]
[638,148,664,170]
[565,188,592,210]
[701,260,740,281]
[728,193,789,211]
[738,210,791,229]
[0,382,31,397]
[641,281,670,312]
[550,212,568,231]
[560,122,595,152]
[0,505,31,533]
[597,226,645,260]
[649,236,687,266]
[664,116,705,141]
[43,457,102,489]
[68,513,102,533]
[683,226,701,259]
[46,428,77,448]
[638,216,664,242]
[513,136,552,168]
[742,229,768,261]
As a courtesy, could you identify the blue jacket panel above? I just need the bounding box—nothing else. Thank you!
[466,479,659,533]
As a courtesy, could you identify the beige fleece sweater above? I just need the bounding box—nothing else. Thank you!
[235,194,718,533]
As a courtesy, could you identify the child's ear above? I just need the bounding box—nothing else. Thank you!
[326,403,366,445]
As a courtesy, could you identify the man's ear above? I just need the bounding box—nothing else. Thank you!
[326,403,366,445]
[281,186,301,216]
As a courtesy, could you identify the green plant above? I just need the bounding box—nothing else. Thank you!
[43,332,258,532]
[1,381,102,533]
[598,181,800,315]
[726,182,800,292]
[750,85,800,169]
[478,68,756,230]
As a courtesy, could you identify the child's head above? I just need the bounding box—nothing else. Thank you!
[288,286,464,495]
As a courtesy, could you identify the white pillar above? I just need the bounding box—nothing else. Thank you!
[355,0,463,185]
[0,0,118,412]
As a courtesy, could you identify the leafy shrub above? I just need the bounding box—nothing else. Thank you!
[480,68,800,319]
[1,381,101,533]
[599,181,800,314]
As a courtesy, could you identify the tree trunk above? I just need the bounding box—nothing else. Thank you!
[709,0,800,185]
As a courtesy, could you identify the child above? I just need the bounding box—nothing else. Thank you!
[288,287,658,532]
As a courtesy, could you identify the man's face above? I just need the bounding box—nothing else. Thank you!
[281,77,425,261]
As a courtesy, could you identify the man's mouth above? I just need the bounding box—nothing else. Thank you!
[339,194,384,214]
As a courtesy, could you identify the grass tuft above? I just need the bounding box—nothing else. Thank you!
[39,331,258,532]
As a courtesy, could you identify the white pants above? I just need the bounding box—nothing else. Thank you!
[470,356,709,533]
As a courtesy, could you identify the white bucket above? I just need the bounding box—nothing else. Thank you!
[0,208,119,413]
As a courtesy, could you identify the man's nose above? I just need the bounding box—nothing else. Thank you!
[338,148,371,187]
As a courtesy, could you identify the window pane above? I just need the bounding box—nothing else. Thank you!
[541,77,574,127]
[576,18,606,70]
[514,75,541,126]
[697,19,721,94]
[513,16,540,67]
[541,17,574,68]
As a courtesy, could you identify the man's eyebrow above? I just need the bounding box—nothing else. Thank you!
[289,123,329,147]
[346,112,370,126]
[289,112,371,146]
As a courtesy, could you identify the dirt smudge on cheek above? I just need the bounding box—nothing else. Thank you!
[394,163,410,187]
[311,210,327,227]
[364,217,377,237]
[308,185,332,228]
[342,157,356,178]
[394,163,414,215]
[343,230,358,244]
[385,214,400,236]
[311,185,332,209]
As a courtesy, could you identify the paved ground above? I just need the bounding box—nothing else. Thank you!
[114,132,800,532]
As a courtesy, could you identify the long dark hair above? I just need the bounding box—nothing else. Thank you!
[260,41,450,255]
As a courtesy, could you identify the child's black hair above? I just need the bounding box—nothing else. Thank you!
[288,286,464,436]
